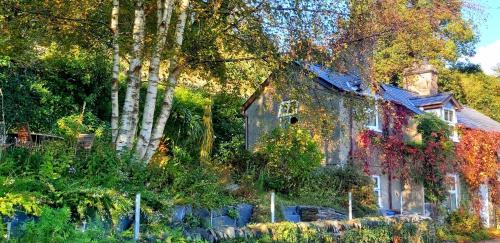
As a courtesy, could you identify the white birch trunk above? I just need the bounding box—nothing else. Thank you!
[135,0,175,159]
[143,0,190,162]
[110,0,120,143]
[116,0,145,152]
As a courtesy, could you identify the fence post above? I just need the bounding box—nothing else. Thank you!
[348,191,352,220]
[271,192,275,223]
[6,221,11,241]
[134,193,141,241]
[400,190,404,215]
[422,187,425,216]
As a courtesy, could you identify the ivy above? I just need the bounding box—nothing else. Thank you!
[355,103,456,204]
[456,127,500,211]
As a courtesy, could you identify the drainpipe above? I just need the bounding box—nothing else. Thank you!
[388,172,393,210]
[348,98,354,160]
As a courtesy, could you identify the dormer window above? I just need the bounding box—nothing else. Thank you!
[443,108,459,142]
[278,100,299,126]
[444,109,454,123]
[366,103,381,132]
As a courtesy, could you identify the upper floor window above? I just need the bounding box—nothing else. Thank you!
[278,100,299,126]
[366,103,381,132]
[443,108,459,142]
[444,109,454,123]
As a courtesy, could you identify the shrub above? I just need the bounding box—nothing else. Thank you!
[56,112,107,140]
[446,207,482,236]
[21,207,118,242]
[294,165,377,216]
[255,127,323,193]
[342,225,392,243]
[436,206,490,242]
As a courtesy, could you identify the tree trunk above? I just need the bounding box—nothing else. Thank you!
[116,0,145,152]
[143,0,190,162]
[135,0,175,159]
[110,0,120,143]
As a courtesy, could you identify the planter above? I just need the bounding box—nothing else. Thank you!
[77,133,95,150]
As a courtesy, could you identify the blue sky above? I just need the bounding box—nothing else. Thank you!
[468,0,500,74]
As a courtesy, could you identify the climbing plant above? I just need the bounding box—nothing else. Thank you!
[456,127,500,211]
[355,104,456,205]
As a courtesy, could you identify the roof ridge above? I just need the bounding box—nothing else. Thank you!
[408,92,451,100]
[381,84,419,94]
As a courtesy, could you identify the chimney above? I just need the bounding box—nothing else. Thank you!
[402,61,438,96]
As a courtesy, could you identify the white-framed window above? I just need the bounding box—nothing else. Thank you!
[366,103,381,132]
[278,100,299,126]
[372,175,382,208]
[443,108,459,142]
[446,173,459,211]
[443,109,454,122]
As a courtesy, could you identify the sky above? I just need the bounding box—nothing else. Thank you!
[468,0,500,75]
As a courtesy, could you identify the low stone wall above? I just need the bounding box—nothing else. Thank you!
[186,215,432,242]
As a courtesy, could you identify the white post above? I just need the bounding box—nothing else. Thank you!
[400,190,403,215]
[6,221,11,241]
[479,184,490,228]
[348,191,352,220]
[271,192,275,223]
[134,193,141,241]
[422,187,426,216]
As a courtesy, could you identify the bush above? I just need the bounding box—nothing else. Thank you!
[255,127,323,193]
[437,206,490,242]
[21,207,118,242]
[56,112,107,139]
[343,225,391,243]
[294,165,377,216]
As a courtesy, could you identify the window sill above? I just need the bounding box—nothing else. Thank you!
[366,126,382,133]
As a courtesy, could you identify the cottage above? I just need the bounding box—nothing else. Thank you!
[242,61,500,223]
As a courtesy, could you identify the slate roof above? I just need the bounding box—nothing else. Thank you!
[302,63,364,92]
[244,62,500,132]
[409,93,452,107]
[380,84,423,114]
[457,107,500,132]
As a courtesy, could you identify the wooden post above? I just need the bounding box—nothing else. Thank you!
[348,191,352,220]
[134,193,141,241]
[271,192,275,223]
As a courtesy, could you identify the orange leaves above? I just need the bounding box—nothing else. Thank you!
[456,127,500,192]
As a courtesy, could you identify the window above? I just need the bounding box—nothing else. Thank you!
[366,103,381,132]
[278,100,299,126]
[372,175,382,208]
[443,108,459,142]
[446,174,459,210]
[444,109,454,122]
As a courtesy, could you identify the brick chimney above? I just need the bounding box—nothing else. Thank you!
[402,61,438,96]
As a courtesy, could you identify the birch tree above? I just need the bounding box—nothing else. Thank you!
[110,0,120,142]
[135,0,175,159]
[142,0,190,162]
[115,0,146,151]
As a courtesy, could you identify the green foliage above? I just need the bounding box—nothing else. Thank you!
[21,207,119,243]
[293,165,377,216]
[0,48,111,133]
[446,207,482,236]
[416,113,451,142]
[436,207,490,242]
[342,225,391,243]
[255,127,323,193]
[442,70,500,122]
[56,113,108,139]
